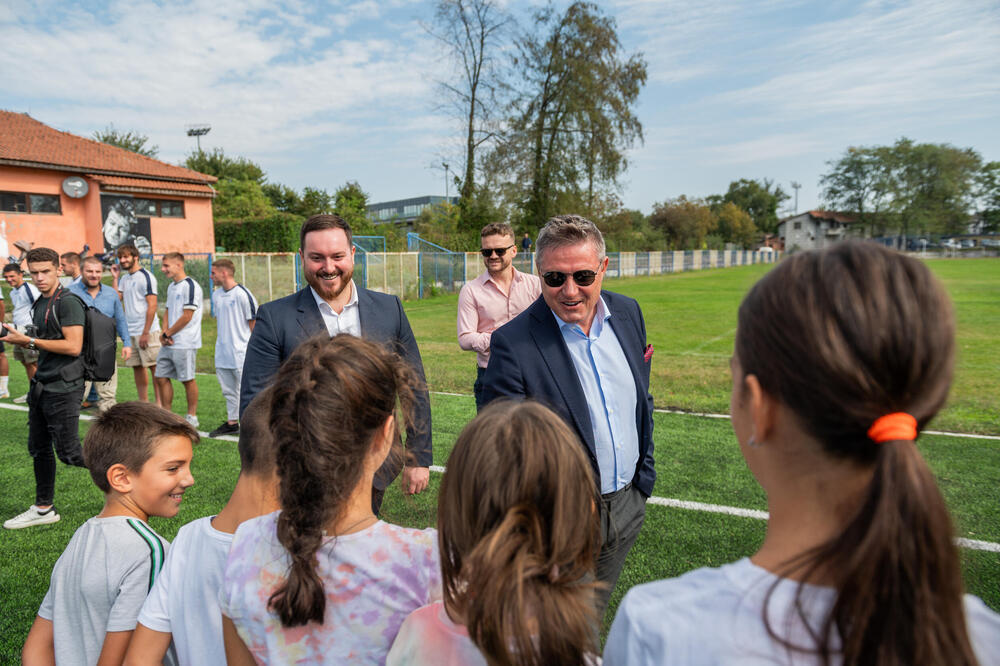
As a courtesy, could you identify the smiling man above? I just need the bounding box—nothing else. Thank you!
[481,214,656,616]
[239,214,433,512]
[457,222,540,411]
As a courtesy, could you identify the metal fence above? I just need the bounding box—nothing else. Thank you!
[191,248,781,307]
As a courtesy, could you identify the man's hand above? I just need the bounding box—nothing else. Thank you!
[121,347,132,361]
[109,264,120,278]
[159,332,173,347]
[2,323,30,347]
[401,466,430,495]
[139,333,149,349]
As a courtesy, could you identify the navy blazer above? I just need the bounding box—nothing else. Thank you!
[481,291,656,496]
[239,286,433,487]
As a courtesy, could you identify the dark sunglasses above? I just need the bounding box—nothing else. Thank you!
[541,269,599,288]
[481,245,515,258]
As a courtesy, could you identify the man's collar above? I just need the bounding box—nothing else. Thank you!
[310,280,358,311]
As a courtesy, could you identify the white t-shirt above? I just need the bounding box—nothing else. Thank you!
[138,516,231,666]
[119,268,161,336]
[211,284,257,369]
[604,557,1000,666]
[219,511,442,665]
[37,516,171,666]
[9,281,40,327]
[165,277,202,349]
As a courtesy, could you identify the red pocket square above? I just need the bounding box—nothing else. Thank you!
[643,344,654,362]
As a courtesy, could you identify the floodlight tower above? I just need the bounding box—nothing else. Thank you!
[442,162,450,200]
[791,181,801,214]
[186,124,211,152]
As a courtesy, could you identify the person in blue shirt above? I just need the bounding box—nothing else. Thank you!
[69,256,132,412]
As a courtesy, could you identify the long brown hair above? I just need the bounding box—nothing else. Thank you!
[438,400,600,666]
[736,241,977,665]
[265,334,417,627]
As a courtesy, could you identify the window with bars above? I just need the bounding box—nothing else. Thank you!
[0,191,62,214]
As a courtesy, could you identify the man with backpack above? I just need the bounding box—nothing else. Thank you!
[2,248,87,529]
[69,256,132,412]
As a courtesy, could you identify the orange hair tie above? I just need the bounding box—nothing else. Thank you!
[867,412,918,443]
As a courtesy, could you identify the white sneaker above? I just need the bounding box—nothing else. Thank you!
[13,394,28,404]
[4,505,60,529]
[185,414,199,428]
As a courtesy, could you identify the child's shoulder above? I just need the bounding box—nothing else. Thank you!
[84,516,169,563]
[373,521,437,545]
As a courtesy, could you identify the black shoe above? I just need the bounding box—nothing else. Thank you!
[209,422,240,438]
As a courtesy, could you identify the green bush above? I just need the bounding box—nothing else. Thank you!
[214,212,304,252]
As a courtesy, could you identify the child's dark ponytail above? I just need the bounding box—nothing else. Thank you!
[265,334,417,627]
[439,400,600,665]
[736,241,979,665]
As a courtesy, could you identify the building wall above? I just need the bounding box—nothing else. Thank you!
[1,165,215,256]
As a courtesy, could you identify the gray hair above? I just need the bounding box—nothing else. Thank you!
[535,215,606,267]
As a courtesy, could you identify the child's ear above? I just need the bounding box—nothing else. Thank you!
[106,463,134,494]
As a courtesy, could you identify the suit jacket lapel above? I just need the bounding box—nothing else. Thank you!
[527,299,596,455]
[295,287,326,338]
[353,285,386,342]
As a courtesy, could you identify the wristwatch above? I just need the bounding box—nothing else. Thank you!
[27,338,36,351]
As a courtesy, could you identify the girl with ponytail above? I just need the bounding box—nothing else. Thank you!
[388,400,601,666]
[219,334,442,664]
[605,241,999,665]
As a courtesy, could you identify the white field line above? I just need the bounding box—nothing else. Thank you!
[2,402,996,553]
[680,327,737,356]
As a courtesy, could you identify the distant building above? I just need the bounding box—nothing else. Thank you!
[777,210,857,251]
[366,195,459,227]
[0,110,217,258]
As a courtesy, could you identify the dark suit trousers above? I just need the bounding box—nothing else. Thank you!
[596,483,647,617]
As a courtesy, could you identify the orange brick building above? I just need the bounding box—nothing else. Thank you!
[0,111,217,259]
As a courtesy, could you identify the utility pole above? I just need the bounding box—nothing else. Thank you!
[443,162,450,200]
[791,181,801,214]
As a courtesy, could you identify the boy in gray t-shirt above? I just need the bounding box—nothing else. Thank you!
[21,403,199,666]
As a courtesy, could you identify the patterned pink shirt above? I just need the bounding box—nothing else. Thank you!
[220,511,442,664]
[457,267,542,368]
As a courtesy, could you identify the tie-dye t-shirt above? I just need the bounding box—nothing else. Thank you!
[386,601,487,665]
[219,511,442,664]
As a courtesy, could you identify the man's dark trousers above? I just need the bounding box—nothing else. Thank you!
[28,383,86,506]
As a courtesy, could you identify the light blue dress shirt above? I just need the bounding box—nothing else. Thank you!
[69,282,132,347]
[554,297,639,495]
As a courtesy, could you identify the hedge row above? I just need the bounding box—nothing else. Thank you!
[214,212,305,252]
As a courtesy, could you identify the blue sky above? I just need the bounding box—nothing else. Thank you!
[3,0,998,216]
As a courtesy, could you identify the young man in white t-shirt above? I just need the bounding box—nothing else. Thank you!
[126,388,278,665]
[207,258,257,438]
[111,244,163,404]
[3,262,41,402]
[155,252,202,427]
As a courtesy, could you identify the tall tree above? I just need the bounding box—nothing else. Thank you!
[428,0,510,230]
[501,2,646,227]
[715,202,758,249]
[93,125,158,158]
[185,148,266,184]
[976,161,1000,233]
[722,178,788,235]
[820,146,893,236]
[648,196,715,250]
[333,181,375,236]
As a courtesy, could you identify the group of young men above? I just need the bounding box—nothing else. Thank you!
[2,245,258,529]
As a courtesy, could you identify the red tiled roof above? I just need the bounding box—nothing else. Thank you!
[808,210,856,224]
[87,174,215,198]
[0,110,217,185]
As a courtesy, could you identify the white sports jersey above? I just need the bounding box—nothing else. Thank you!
[119,268,161,336]
[166,277,202,349]
[9,282,41,327]
[211,283,257,369]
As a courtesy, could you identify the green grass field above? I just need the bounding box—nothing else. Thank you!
[1,258,997,659]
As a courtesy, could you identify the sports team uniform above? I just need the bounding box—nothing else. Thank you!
[211,283,257,422]
[118,268,161,367]
[157,277,202,382]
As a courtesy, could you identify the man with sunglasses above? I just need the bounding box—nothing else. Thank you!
[457,222,541,411]
[481,214,655,617]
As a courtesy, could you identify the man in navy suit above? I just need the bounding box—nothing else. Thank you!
[482,214,655,614]
[240,214,432,511]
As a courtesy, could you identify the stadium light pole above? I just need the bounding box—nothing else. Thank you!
[186,124,211,152]
[791,181,801,214]
[442,162,450,201]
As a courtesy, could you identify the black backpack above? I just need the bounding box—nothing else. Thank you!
[47,288,118,383]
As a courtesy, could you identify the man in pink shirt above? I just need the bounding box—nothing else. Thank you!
[458,223,541,411]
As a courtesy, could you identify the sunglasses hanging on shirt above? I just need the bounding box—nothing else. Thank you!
[541,269,599,288]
